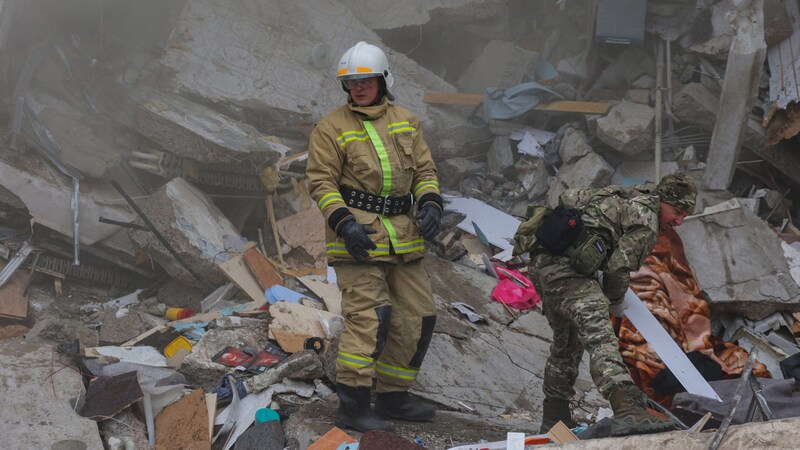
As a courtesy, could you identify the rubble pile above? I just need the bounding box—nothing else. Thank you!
[2,0,800,449]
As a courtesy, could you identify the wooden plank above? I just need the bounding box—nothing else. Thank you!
[271,328,314,354]
[155,389,210,450]
[242,247,284,290]
[423,91,611,114]
[422,91,484,105]
[218,252,265,303]
[307,427,357,450]
[0,261,29,320]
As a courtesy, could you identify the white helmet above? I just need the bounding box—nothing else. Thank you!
[337,41,394,88]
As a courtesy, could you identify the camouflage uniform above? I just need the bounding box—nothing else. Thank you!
[530,185,660,401]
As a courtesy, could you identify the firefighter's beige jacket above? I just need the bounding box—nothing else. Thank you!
[306,97,440,263]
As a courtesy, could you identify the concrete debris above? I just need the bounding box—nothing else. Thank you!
[5,1,800,448]
[128,177,245,285]
[596,100,656,155]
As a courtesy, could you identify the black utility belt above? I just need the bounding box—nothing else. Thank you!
[340,187,413,216]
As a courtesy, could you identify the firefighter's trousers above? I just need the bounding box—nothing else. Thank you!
[333,257,436,392]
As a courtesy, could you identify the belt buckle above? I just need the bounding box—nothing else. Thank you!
[381,195,392,216]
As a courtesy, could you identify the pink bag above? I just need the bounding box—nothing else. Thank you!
[490,267,540,310]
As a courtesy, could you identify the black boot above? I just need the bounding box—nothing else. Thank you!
[335,384,395,432]
[374,391,435,422]
[538,397,579,434]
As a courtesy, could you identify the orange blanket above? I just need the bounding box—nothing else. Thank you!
[612,225,770,406]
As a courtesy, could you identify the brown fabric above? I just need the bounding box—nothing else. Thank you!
[612,225,770,407]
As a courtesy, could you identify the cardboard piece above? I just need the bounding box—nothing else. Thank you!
[296,276,342,316]
[155,390,210,449]
[275,207,326,267]
[546,421,579,443]
[242,247,284,290]
[205,393,217,441]
[443,195,520,261]
[218,251,266,303]
[307,427,357,450]
[79,371,144,420]
[269,302,337,352]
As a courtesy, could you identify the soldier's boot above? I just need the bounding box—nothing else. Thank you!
[609,385,677,436]
[538,397,579,434]
[374,391,436,422]
[335,384,395,433]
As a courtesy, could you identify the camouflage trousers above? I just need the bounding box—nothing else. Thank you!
[529,252,634,401]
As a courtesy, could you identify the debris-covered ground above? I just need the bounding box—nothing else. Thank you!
[2,0,800,449]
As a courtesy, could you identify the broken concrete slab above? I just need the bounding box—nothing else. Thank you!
[677,204,800,320]
[0,153,137,246]
[596,100,654,155]
[418,256,602,418]
[26,96,122,178]
[672,83,766,154]
[457,39,539,93]
[703,0,766,190]
[127,86,292,165]
[436,156,485,190]
[179,319,271,390]
[338,0,503,29]
[680,0,737,60]
[554,153,614,193]
[128,177,243,285]
[558,128,593,165]
[768,0,800,109]
[284,395,539,450]
[487,135,515,174]
[548,417,800,449]
[158,0,454,127]
[0,338,103,449]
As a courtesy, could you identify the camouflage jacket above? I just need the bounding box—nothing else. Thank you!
[559,185,660,300]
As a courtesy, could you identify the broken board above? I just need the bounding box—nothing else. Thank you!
[307,427,357,450]
[296,276,342,316]
[0,261,29,320]
[275,207,326,267]
[242,246,284,290]
[423,91,611,114]
[217,251,265,303]
[155,389,210,449]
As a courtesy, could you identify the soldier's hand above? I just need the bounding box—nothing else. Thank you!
[338,219,377,260]
[416,204,442,241]
[609,298,628,317]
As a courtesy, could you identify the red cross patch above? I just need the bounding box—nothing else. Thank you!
[569,218,577,227]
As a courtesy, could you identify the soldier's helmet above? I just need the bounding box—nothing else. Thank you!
[656,173,697,213]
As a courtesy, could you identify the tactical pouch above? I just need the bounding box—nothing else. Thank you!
[535,206,584,254]
[569,234,607,276]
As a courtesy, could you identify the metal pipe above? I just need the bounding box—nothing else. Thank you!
[72,178,80,266]
[708,350,757,450]
[655,39,664,182]
[98,216,151,231]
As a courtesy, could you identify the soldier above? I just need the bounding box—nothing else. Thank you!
[530,173,697,436]
[306,42,442,432]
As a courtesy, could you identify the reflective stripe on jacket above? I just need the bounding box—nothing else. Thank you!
[306,96,440,263]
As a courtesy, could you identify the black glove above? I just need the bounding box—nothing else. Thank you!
[416,204,442,241]
[338,219,377,260]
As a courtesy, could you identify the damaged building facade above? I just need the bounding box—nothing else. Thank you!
[2,0,800,449]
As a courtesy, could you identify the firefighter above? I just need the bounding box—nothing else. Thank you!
[531,173,697,436]
[306,41,442,433]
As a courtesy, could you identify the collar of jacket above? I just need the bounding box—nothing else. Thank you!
[348,96,389,120]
